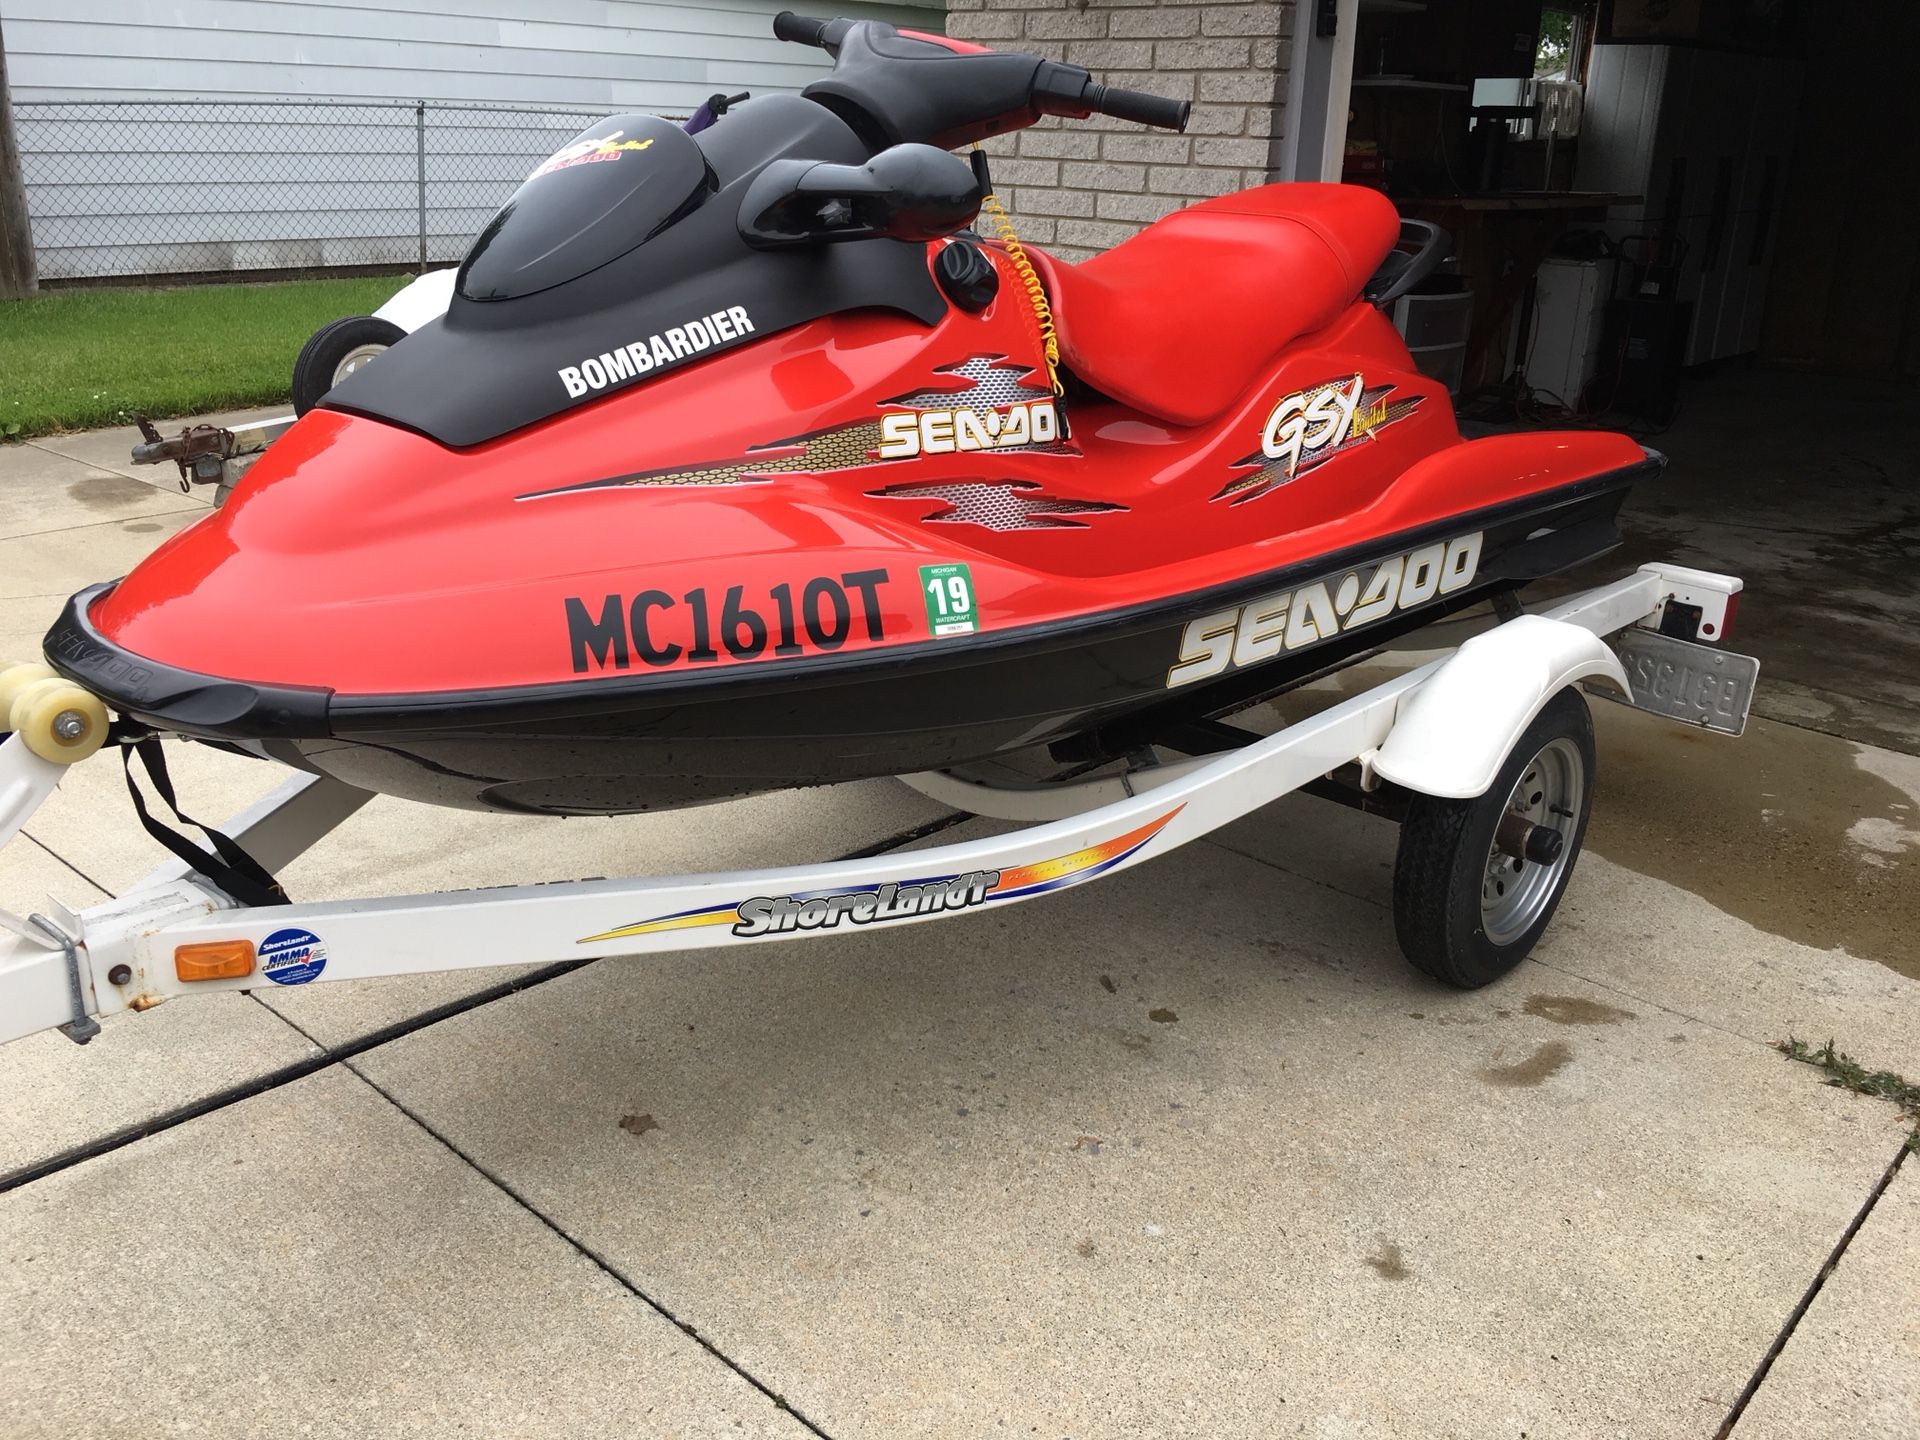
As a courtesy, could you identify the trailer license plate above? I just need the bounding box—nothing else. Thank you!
[1609,628,1759,736]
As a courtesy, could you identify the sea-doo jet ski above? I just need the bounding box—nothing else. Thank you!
[35,13,1659,817]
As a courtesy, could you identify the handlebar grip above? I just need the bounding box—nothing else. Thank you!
[772,11,832,47]
[1086,83,1191,132]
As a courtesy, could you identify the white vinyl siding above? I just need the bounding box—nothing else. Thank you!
[8,0,944,279]
[7,0,941,110]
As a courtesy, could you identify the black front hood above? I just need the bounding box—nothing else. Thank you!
[323,95,947,450]
[457,113,713,302]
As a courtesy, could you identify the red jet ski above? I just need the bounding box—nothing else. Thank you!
[40,14,1658,817]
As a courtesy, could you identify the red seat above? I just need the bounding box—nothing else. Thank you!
[1026,184,1402,427]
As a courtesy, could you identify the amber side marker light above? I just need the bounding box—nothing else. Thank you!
[175,940,256,982]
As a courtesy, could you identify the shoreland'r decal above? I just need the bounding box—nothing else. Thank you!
[566,569,888,673]
[574,808,1184,944]
[1167,532,1483,688]
[557,307,755,398]
[1217,375,1423,504]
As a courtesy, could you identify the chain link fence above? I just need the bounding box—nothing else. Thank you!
[14,99,664,282]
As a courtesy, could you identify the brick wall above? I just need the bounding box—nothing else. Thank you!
[947,0,1294,260]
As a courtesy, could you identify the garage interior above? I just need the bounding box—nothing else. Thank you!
[1319,0,1919,756]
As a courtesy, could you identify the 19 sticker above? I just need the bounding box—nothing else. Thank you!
[920,562,977,637]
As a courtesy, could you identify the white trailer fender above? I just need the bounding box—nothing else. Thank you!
[373,268,458,333]
[1371,614,1629,800]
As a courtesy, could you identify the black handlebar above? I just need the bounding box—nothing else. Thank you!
[772,11,840,49]
[1083,81,1191,133]
[773,11,1190,135]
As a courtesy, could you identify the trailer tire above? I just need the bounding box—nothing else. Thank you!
[1391,687,1595,989]
[292,316,407,416]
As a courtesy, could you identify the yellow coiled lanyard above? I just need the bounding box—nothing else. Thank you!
[972,145,1064,397]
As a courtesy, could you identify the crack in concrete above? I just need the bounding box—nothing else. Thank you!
[0,802,984,1426]
[19,827,118,900]
[0,498,207,543]
[1714,1139,1911,1438]
[0,810,970,1196]
[6,757,1913,1431]
[1525,953,1760,1049]
[345,1061,840,1440]
[1199,832,1387,910]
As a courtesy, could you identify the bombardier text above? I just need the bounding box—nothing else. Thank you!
[558,307,756,398]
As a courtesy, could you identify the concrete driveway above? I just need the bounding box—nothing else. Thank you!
[1,404,1915,1438]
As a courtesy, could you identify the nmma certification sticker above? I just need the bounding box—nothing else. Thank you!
[260,927,328,986]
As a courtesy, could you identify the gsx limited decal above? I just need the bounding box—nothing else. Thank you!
[1218,374,1423,504]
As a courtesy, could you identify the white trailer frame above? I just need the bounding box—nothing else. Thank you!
[0,564,1746,1050]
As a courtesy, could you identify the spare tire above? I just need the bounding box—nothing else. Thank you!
[292,315,408,416]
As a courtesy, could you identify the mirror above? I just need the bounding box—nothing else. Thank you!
[739,144,983,248]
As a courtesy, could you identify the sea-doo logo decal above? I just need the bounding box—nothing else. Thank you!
[877,356,1072,463]
[574,808,1184,945]
[566,569,888,673]
[876,399,1059,459]
[1166,532,1483,688]
[531,131,655,179]
[872,479,1123,532]
[521,353,1070,501]
[1217,375,1423,504]
[557,307,755,399]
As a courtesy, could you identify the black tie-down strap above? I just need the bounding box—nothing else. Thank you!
[122,737,287,908]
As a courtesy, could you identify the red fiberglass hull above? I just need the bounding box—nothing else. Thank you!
[50,241,1655,813]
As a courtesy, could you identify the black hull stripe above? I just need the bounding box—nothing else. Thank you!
[46,452,1655,743]
[329,452,1657,728]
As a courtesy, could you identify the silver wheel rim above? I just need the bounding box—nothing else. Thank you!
[331,343,389,384]
[1480,736,1584,946]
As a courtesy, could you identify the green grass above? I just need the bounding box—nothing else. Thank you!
[1778,1037,1920,1154]
[0,276,409,438]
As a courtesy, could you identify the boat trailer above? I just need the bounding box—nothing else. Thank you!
[0,564,1752,1049]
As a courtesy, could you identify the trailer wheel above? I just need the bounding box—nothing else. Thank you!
[292,316,407,416]
[1391,687,1595,989]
